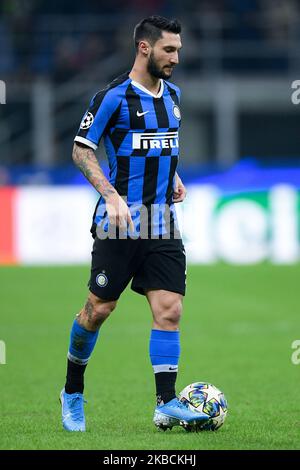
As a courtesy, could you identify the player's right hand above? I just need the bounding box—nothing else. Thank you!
[105,192,134,232]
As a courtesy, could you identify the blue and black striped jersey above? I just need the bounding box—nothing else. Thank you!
[74,71,182,237]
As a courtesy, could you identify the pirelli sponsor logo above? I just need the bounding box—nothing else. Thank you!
[132,131,179,150]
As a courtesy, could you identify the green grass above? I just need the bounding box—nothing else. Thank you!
[0,264,300,450]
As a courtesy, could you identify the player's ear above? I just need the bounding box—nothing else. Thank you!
[139,40,150,56]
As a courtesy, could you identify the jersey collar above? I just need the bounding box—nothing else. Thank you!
[130,78,164,99]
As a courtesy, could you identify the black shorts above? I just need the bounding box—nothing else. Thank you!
[88,237,186,301]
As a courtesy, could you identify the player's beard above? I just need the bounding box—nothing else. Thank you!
[147,51,174,79]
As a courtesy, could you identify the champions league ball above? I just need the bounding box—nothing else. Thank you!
[178,382,228,431]
[80,111,94,129]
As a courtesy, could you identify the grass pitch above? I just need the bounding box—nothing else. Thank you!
[0,263,299,450]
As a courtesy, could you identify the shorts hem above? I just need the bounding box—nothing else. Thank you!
[88,285,121,301]
[131,284,185,297]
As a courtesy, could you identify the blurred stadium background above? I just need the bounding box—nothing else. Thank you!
[0,0,300,265]
[1,0,300,451]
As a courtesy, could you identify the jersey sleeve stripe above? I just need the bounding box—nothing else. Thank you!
[84,90,121,147]
[74,136,98,150]
[75,74,130,148]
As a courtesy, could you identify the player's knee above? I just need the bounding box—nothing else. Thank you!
[165,299,182,324]
[82,296,117,329]
[92,299,116,326]
[156,298,183,328]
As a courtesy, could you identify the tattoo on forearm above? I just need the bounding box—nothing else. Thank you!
[72,143,116,198]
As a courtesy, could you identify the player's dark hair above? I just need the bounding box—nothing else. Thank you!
[134,15,181,51]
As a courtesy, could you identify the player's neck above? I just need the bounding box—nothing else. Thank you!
[129,67,161,96]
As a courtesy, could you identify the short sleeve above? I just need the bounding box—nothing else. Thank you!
[74,88,121,150]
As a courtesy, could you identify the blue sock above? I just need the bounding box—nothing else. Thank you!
[67,319,99,365]
[65,320,99,394]
[149,329,180,404]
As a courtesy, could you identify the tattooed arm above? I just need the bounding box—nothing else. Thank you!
[72,142,116,198]
[72,142,133,229]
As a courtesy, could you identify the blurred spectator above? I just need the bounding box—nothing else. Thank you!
[260,0,300,44]
[1,0,299,79]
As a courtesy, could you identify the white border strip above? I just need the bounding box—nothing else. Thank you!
[74,136,98,150]
[67,352,90,366]
[153,364,178,373]
[131,79,164,98]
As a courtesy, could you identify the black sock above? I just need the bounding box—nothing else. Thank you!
[65,359,87,394]
[155,372,177,405]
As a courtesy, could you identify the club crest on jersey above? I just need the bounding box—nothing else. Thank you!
[80,112,94,129]
[172,104,181,120]
[96,273,108,287]
[132,131,179,150]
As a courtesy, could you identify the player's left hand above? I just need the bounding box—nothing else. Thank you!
[173,175,186,203]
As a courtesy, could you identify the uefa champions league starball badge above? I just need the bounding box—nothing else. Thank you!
[80,112,94,129]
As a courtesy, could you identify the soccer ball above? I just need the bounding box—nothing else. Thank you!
[178,382,228,431]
